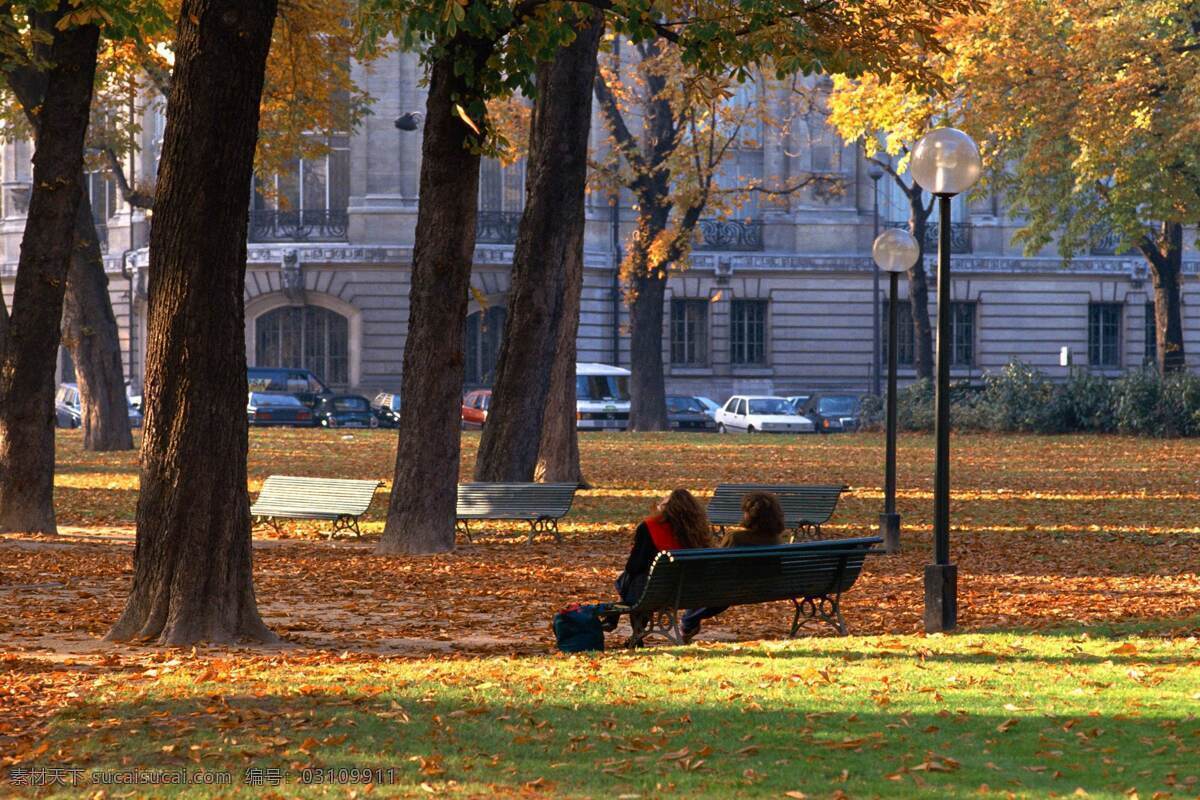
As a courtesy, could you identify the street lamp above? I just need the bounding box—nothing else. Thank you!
[910,127,982,633]
[871,228,920,555]
[867,160,885,397]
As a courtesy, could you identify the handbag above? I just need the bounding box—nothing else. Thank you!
[553,603,619,652]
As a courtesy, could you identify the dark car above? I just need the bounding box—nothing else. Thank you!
[667,395,716,431]
[247,392,313,427]
[462,389,491,429]
[314,394,378,429]
[800,394,863,433]
[247,367,330,408]
[371,392,402,428]
[56,383,143,429]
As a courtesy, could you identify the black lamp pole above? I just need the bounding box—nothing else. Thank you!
[870,173,882,398]
[880,266,901,553]
[925,193,957,632]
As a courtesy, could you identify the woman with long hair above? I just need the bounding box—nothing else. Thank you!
[681,491,786,641]
[614,488,712,610]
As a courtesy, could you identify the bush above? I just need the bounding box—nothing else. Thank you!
[897,379,934,432]
[1111,368,1200,437]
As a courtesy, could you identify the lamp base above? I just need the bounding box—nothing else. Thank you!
[879,512,901,553]
[923,563,958,633]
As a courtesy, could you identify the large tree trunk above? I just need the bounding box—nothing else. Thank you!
[474,14,603,482]
[378,44,488,555]
[107,0,277,645]
[1140,222,1186,373]
[535,239,588,486]
[0,12,99,535]
[627,268,669,430]
[907,188,934,381]
[62,187,134,451]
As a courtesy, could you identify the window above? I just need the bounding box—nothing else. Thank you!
[881,300,916,367]
[1144,302,1157,365]
[464,306,507,387]
[730,300,767,366]
[251,135,351,241]
[255,306,350,386]
[1088,303,1122,368]
[670,299,709,366]
[479,158,526,212]
[950,302,976,367]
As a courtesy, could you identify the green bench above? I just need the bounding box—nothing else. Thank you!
[455,482,578,544]
[615,536,880,647]
[251,475,382,538]
[707,483,850,541]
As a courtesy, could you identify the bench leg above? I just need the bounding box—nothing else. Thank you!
[455,520,473,544]
[790,594,847,637]
[790,523,817,543]
[329,515,359,540]
[254,516,283,536]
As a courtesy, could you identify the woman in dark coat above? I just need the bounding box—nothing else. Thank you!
[681,491,785,641]
[615,488,712,612]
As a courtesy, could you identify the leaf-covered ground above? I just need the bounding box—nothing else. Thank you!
[2,430,1199,797]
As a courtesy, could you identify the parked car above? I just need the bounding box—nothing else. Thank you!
[247,366,330,408]
[799,394,864,433]
[785,395,812,414]
[667,395,716,431]
[715,395,815,434]
[462,389,492,429]
[314,394,378,428]
[55,383,143,429]
[371,392,402,427]
[576,363,630,430]
[692,396,721,420]
[247,392,313,427]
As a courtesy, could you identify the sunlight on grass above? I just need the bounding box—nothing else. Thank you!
[36,625,1200,798]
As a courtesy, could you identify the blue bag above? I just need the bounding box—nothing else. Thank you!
[553,603,617,652]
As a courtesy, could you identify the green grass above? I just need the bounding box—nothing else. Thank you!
[37,622,1200,798]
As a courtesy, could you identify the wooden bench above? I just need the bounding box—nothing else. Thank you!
[615,536,880,647]
[251,475,382,538]
[707,483,850,541]
[455,482,578,544]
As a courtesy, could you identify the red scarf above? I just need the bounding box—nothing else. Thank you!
[644,515,684,551]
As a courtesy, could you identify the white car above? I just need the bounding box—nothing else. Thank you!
[715,395,815,434]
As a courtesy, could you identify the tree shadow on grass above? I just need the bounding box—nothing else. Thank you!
[32,688,1197,799]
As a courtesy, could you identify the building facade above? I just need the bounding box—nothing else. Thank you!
[2,47,1198,401]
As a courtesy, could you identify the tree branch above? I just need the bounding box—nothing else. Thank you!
[102,146,154,209]
[594,71,648,175]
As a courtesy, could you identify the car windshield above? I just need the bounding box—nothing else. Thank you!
[817,396,858,415]
[249,393,303,407]
[694,397,719,411]
[666,396,703,413]
[748,399,795,416]
[333,397,368,411]
[576,375,630,401]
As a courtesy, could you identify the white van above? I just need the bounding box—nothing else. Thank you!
[576,362,630,430]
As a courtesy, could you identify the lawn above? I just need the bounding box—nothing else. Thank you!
[3,430,1200,798]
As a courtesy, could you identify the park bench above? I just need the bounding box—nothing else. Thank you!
[251,475,382,538]
[455,482,578,544]
[614,536,881,647]
[707,483,850,541]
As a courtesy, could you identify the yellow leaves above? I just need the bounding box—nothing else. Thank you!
[442,0,467,23]
[454,103,482,135]
[56,5,115,30]
[996,717,1020,733]
[1112,642,1138,656]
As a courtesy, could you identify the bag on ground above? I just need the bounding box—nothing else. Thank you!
[553,603,617,652]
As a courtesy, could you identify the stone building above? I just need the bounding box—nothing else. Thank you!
[2,47,1197,401]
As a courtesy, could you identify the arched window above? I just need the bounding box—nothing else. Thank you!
[255,305,349,386]
[464,306,507,387]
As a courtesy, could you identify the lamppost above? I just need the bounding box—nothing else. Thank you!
[867,160,885,398]
[909,127,982,633]
[871,227,920,555]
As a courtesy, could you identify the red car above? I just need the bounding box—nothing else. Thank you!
[462,389,491,429]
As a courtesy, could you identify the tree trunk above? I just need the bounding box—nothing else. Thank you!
[474,14,603,482]
[62,186,134,451]
[627,268,669,431]
[107,0,277,645]
[907,189,934,381]
[535,238,588,487]
[0,13,100,535]
[377,44,488,555]
[1140,222,1186,373]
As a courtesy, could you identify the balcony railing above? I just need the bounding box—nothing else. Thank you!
[249,208,348,243]
[886,221,973,254]
[475,210,522,244]
[1089,226,1123,256]
[693,218,764,251]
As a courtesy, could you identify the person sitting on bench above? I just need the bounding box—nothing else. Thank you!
[613,489,712,630]
[681,491,786,641]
